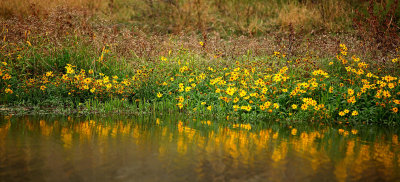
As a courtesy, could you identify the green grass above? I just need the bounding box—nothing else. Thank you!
[1,39,400,125]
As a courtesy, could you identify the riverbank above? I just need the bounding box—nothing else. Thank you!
[1,3,399,125]
[1,40,400,125]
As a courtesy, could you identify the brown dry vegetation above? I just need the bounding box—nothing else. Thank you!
[0,0,355,34]
[0,0,399,62]
[0,7,355,58]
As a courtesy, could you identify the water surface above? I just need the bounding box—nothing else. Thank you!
[0,115,399,182]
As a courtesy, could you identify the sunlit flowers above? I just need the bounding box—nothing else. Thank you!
[65,64,75,74]
[177,102,183,109]
[2,73,11,80]
[348,88,354,96]
[177,96,184,103]
[239,89,247,97]
[241,105,252,112]
[2,39,400,125]
[45,71,53,77]
[226,87,237,96]
[5,88,13,94]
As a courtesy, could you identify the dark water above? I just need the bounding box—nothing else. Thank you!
[0,115,399,182]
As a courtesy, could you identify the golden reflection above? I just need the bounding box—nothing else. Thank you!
[1,117,400,181]
[351,144,370,181]
[61,128,72,148]
[0,121,11,146]
[393,135,398,145]
[334,160,348,182]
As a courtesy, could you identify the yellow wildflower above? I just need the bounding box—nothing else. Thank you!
[5,88,13,94]
[347,96,356,104]
[45,71,53,77]
[301,104,308,110]
[348,88,354,96]
[239,89,247,97]
[264,101,271,108]
[226,87,237,96]
[2,73,11,80]
[382,90,391,98]
[240,105,251,112]
[177,96,184,103]
[261,87,268,94]
[177,103,183,109]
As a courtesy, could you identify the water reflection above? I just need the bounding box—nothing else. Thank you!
[0,115,399,182]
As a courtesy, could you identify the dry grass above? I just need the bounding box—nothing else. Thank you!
[0,6,364,61]
[1,0,357,34]
[0,0,106,18]
[275,3,322,32]
[1,0,396,65]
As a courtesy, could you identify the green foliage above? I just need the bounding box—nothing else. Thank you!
[1,38,400,125]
